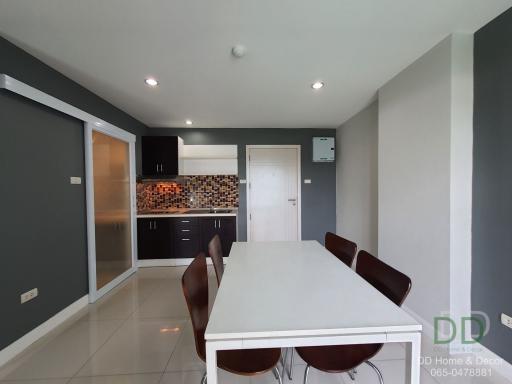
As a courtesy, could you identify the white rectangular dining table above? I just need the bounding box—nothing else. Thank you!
[205,241,422,383]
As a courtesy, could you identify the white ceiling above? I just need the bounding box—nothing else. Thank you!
[0,0,511,128]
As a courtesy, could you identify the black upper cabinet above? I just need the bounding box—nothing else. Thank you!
[141,136,183,177]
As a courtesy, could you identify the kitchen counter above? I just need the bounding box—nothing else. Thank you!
[137,208,237,218]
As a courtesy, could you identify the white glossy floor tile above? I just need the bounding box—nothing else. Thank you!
[160,371,205,384]
[83,279,161,321]
[70,373,162,384]
[337,359,438,384]
[161,369,252,384]
[165,322,204,372]
[1,267,509,384]
[77,318,185,376]
[133,283,189,319]
[0,380,69,384]
[283,366,345,384]
[0,320,122,380]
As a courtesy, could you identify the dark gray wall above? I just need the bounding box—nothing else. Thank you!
[0,36,148,172]
[473,7,512,364]
[0,37,148,350]
[0,91,88,349]
[149,128,337,243]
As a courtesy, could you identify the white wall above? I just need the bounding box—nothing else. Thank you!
[378,34,473,344]
[336,101,378,254]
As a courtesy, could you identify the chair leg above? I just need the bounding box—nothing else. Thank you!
[289,348,295,379]
[365,361,384,384]
[200,371,207,384]
[273,367,283,384]
[303,365,311,384]
[281,347,288,379]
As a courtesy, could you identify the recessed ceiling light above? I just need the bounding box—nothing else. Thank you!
[144,78,159,87]
[185,119,193,126]
[311,81,325,90]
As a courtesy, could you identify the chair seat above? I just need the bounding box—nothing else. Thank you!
[296,344,382,373]
[218,348,281,376]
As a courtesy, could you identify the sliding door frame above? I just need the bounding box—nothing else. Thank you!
[0,74,138,304]
[85,122,138,303]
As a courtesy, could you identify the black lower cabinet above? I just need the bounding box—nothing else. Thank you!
[173,217,201,259]
[137,215,237,261]
[137,218,173,259]
[200,216,237,256]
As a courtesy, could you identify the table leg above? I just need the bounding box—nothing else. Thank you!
[405,332,422,384]
[206,341,218,384]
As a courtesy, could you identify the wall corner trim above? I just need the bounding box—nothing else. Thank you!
[0,295,89,367]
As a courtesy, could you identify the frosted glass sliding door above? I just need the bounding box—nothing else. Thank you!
[92,131,132,289]
[85,123,136,302]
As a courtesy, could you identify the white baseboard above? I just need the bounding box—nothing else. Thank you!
[138,257,228,268]
[0,295,89,367]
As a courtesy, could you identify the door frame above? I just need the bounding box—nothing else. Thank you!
[84,122,138,303]
[245,145,302,242]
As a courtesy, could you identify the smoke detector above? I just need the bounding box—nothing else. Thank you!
[231,45,247,58]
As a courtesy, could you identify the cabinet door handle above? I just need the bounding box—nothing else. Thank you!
[214,220,217,229]
[181,220,190,223]
[149,221,153,230]
[181,238,190,241]
[153,220,157,230]
[218,219,221,229]
[181,229,190,232]
[160,163,164,173]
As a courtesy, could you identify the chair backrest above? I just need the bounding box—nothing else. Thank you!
[181,252,209,361]
[208,234,224,286]
[356,250,411,306]
[325,232,357,267]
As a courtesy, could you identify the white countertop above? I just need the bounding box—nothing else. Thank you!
[137,208,237,218]
[206,241,421,341]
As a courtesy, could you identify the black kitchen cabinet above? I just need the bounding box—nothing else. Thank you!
[137,218,173,259]
[173,217,201,259]
[200,216,237,257]
[141,136,182,177]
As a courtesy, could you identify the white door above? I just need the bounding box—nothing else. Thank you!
[247,146,300,241]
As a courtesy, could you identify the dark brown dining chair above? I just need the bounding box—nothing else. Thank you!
[182,253,283,384]
[208,234,224,286]
[294,250,412,384]
[325,232,357,267]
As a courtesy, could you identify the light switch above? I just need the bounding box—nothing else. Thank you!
[70,177,82,185]
[304,179,312,184]
[239,179,247,184]
[502,313,512,329]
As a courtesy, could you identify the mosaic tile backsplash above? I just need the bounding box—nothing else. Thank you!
[137,175,239,211]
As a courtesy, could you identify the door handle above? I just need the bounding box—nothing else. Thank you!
[288,198,297,202]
